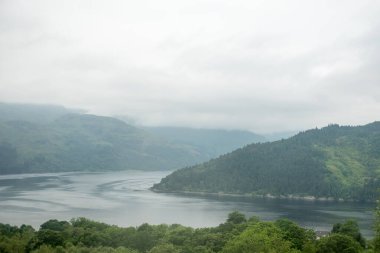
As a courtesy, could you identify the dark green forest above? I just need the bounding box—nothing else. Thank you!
[153,122,380,201]
[0,211,378,253]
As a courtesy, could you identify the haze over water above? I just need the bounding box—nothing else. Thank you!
[0,170,375,238]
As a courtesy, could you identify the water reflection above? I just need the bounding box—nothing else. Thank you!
[0,171,375,238]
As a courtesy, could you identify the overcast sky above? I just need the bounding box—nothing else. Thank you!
[0,0,379,133]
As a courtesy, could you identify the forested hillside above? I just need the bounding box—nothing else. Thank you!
[0,113,206,174]
[0,103,270,174]
[0,212,374,253]
[153,122,380,201]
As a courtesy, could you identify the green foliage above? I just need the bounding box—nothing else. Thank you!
[0,213,371,253]
[36,230,65,247]
[226,211,247,224]
[148,243,180,253]
[221,222,299,253]
[374,201,380,252]
[153,122,380,201]
[275,219,316,250]
[316,234,363,253]
[40,220,71,232]
[331,220,365,248]
[31,245,138,253]
[0,224,35,253]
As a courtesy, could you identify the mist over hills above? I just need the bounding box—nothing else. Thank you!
[0,103,83,124]
[4,103,378,201]
[0,113,205,173]
[152,122,380,201]
[0,103,265,174]
[143,126,266,161]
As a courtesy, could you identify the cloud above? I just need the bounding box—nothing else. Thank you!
[0,0,380,133]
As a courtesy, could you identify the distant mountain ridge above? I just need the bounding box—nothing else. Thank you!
[152,122,380,201]
[0,113,208,174]
[0,102,82,123]
[0,103,265,174]
[143,126,266,160]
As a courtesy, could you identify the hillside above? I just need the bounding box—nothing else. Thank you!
[152,122,380,201]
[144,126,266,160]
[0,113,207,174]
[0,103,82,123]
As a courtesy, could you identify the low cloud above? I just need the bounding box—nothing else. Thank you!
[0,0,379,133]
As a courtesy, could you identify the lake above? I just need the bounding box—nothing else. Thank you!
[0,170,375,238]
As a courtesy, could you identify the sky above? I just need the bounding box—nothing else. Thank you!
[0,0,380,133]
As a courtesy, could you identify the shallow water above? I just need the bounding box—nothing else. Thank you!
[0,170,375,237]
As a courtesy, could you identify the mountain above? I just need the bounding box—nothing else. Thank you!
[0,102,82,123]
[143,126,266,160]
[152,122,380,201]
[0,112,207,174]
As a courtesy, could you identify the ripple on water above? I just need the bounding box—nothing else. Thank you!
[0,170,375,238]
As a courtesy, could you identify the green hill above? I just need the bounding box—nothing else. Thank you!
[152,122,380,201]
[0,113,207,174]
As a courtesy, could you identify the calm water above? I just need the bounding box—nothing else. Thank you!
[0,170,375,237]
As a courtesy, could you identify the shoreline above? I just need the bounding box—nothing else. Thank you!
[151,188,375,203]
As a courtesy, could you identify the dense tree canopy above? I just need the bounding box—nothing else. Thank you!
[331,220,365,247]
[0,212,376,253]
[316,234,362,253]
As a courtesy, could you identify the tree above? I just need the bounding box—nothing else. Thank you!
[374,200,380,252]
[166,225,193,246]
[221,222,299,253]
[40,220,70,232]
[275,218,315,250]
[316,234,362,253]
[36,229,65,247]
[331,220,365,248]
[148,243,180,253]
[226,211,247,224]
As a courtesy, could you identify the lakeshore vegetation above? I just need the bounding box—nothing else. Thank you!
[0,211,378,253]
